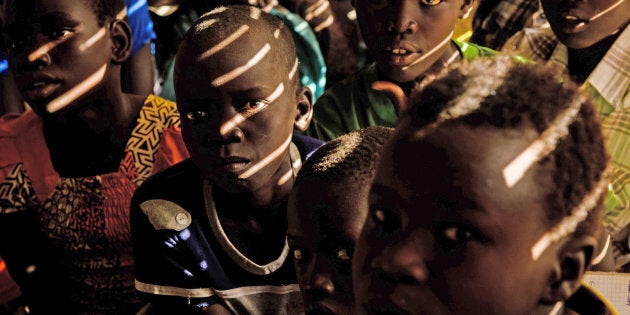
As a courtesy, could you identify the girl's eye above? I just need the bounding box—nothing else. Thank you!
[49,29,73,40]
[443,226,472,242]
[372,208,401,234]
[420,0,442,5]
[435,224,478,250]
[335,248,352,261]
[185,110,208,121]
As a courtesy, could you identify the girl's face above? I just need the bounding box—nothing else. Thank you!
[3,0,116,115]
[353,122,563,315]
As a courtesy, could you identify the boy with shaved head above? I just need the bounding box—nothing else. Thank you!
[130,5,323,314]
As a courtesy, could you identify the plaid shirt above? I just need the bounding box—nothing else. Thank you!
[471,0,541,50]
[503,26,630,237]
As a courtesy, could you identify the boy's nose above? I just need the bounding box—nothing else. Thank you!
[305,272,336,297]
[388,0,419,35]
[16,41,53,73]
[208,109,245,144]
[371,231,432,285]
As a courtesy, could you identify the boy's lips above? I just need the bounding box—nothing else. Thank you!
[382,44,420,67]
[212,156,251,173]
[559,15,589,33]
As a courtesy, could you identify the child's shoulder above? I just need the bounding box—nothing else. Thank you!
[133,159,199,202]
[453,40,498,60]
[293,134,325,161]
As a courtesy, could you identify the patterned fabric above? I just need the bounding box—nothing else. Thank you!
[306,40,497,141]
[131,136,324,313]
[504,26,630,236]
[471,0,541,50]
[0,95,188,314]
[563,282,616,315]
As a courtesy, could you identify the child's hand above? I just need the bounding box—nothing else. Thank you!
[372,81,409,116]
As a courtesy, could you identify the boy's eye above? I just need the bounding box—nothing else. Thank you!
[240,100,270,117]
[292,247,310,263]
[335,248,352,261]
[420,0,442,5]
[372,208,401,234]
[184,110,209,121]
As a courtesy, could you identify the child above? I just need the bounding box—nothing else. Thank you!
[130,5,323,314]
[307,0,496,141]
[353,56,615,314]
[0,0,188,313]
[503,0,630,271]
[287,126,392,315]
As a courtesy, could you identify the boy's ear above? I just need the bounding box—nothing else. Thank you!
[109,19,133,65]
[294,86,313,132]
[459,0,475,19]
[540,235,597,305]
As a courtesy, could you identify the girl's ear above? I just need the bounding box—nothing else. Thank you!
[459,0,475,19]
[540,235,597,305]
[109,19,133,65]
[294,86,313,132]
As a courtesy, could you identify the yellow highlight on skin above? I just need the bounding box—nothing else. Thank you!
[46,64,107,113]
[198,25,250,62]
[211,43,271,87]
[79,27,106,51]
[402,31,453,71]
[239,134,292,179]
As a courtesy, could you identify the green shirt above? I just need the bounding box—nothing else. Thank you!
[307,40,497,141]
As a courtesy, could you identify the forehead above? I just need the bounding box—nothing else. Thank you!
[375,122,548,220]
[288,180,369,237]
[175,27,289,100]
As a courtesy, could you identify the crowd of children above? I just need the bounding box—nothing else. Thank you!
[0,0,627,314]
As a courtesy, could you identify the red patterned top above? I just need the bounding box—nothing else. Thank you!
[0,95,188,314]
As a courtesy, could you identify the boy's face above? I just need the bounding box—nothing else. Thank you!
[176,30,303,193]
[287,180,369,315]
[355,0,469,83]
[353,122,563,315]
[3,0,114,115]
[541,0,630,49]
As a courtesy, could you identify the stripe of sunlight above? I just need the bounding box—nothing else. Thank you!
[219,82,285,136]
[46,64,107,113]
[211,43,270,87]
[198,25,250,62]
[239,133,292,180]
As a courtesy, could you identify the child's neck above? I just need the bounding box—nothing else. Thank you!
[568,29,623,84]
[43,91,145,177]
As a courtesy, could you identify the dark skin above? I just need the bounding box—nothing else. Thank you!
[5,0,144,177]
[353,120,597,315]
[171,17,312,315]
[287,180,368,315]
[540,0,629,84]
[3,0,145,177]
[355,0,474,84]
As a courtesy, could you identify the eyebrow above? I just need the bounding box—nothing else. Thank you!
[370,182,487,215]
[38,12,81,26]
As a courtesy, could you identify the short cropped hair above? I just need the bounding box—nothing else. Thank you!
[84,0,126,26]
[405,56,608,239]
[296,126,393,187]
[176,5,300,92]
